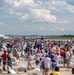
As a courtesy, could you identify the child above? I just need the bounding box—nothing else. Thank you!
[50,67,60,75]
[52,59,57,71]
[35,53,40,66]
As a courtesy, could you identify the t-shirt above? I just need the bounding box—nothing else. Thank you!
[35,53,40,61]
[0,52,2,57]
[7,55,12,62]
[23,44,27,50]
[66,51,70,59]
[44,57,51,68]
[34,48,37,54]
[12,48,16,54]
[40,60,43,67]
[39,43,42,49]
[72,46,74,50]
[2,53,7,62]
[52,62,57,70]
[63,52,66,58]
[52,71,60,75]
[37,49,41,54]
[48,52,51,58]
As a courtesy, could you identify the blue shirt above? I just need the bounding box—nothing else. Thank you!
[52,62,57,70]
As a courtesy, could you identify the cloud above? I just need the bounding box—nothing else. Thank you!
[43,0,74,13]
[66,28,71,30]
[0,22,8,26]
[7,8,22,16]
[32,9,56,22]
[55,27,72,31]
[65,5,74,13]
[35,0,43,4]
[4,0,57,22]
[5,0,34,7]
[14,0,34,7]
[7,8,29,20]
[52,0,74,13]
[50,28,55,31]
[0,0,74,35]
[60,27,72,31]
[20,14,29,20]
[55,27,59,30]
[57,20,70,24]
[7,8,57,22]
[42,0,67,11]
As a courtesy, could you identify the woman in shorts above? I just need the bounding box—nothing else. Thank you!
[27,54,33,70]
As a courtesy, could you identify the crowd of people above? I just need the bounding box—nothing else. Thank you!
[0,38,74,75]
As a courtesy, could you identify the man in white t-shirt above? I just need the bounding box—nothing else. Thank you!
[66,50,71,68]
[44,54,51,75]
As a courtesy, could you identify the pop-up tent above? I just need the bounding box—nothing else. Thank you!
[0,34,9,39]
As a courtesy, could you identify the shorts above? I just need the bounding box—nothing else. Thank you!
[40,62,44,69]
[66,59,70,67]
[7,61,12,67]
[63,58,66,63]
[3,61,6,65]
[28,62,32,65]
[0,58,2,63]
[27,58,31,63]
[40,65,44,69]
[60,54,63,56]
[36,60,39,64]
[44,67,50,72]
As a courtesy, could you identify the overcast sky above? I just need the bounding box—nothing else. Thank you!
[0,0,74,35]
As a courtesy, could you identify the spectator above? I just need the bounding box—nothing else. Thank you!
[2,51,7,70]
[50,67,60,75]
[7,51,13,73]
[66,50,71,68]
[44,54,51,75]
[52,60,57,71]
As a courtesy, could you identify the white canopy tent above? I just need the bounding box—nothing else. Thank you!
[0,34,9,39]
